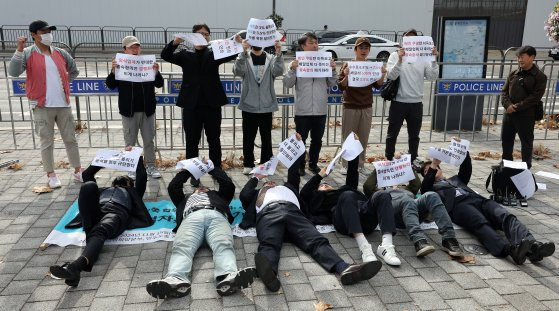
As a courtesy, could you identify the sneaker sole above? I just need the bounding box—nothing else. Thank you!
[442,246,464,257]
[340,260,382,285]
[49,265,79,287]
[529,242,555,262]
[216,267,257,296]
[146,280,190,299]
[416,246,436,257]
[255,253,281,292]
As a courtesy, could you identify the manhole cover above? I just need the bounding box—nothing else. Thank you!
[463,244,488,255]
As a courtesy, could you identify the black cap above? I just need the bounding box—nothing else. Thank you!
[29,20,56,33]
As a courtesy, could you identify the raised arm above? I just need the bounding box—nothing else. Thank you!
[239,177,260,229]
[300,173,324,205]
[167,170,193,208]
[208,167,235,203]
[363,169,379,198]
[457,152,472,185]
[134,156,147,198]
[160,40,182,65]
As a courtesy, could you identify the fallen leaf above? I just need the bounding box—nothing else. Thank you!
[314,301,333,311]
[283,272,290,277]
[533,144,552,159]
[450,255,476,264]
[366,154,386,163]
[55,160,70,169]
[32,186,53,194]
[221,151,244,170]
[0,150,12,154]
[554,163,559,169]
[8,162,24,170]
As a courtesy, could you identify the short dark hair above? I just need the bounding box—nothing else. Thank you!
[298,32,318,48]
[404,28,418,36]
[516,45,536,57]
[192,23,210,34]
[112,175,134,188]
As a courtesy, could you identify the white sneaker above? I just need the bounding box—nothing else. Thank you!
[358,167,372,176]
[360,245,377,263]
[147,166,161,179]
[72,171,83,183]
[48,175,62,189]
[242,167,253,175]
[340,167,347,175]
[377,245,401,266]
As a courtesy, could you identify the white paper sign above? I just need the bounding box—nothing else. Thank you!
[536,182,546,190]
[114,54,156,82]
[402,35,435,63]
[250,156,279,176]
[277,134,306,168]
[427,146,465,167]
[341,132,364,161]
[295,51,332,78]
[535,171,559,180]
[448,138,470,166]
[246,18,277,47]
[373,155,415,188]
[326,150,345,175]
[210,36,243,60]
[176,158,214,180]
[503,160,528,170]
[347,61,383,87]
[174,33,208,46]
[510,169,536,199]
[91,147,143,172]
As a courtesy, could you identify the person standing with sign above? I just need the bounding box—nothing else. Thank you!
[385,29,439,163]
[233,39,285,175]
[283,32,337,176]
[49,152,154,287]
[337,37,386,175]
[106,36,164,180]
[501,46,547,169]
[161,24,242,186]
[8,20,82,189]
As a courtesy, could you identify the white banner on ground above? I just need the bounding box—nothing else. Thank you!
[510,169,536,199]
[174,33,208,46]
[326,150,345,175]
[250,156,279,176]
[210,36,243,60]
[114,54,156,82]
[295,51,332,78]
[372,154,415,188]
[341,132,363,161]
[246,18,278,47]
[91,147,143,172]
[277,134,305,168]
[448,138,470,166]
[402,35,435,63]
[176,158,214,180]
[347,61,383,87]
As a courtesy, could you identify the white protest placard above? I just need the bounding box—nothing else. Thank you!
[277,134,305,168]
[176,158,214,180]
[246,18,277,47]
[210,36,243,60]
[448,138,470,166]
[402,35,435,63]
[372,154,415,188]
[341,132,364,161]
[91,147,143,172]
[347,61,383,87]
[427,147,453,164]
[295,51,332,78]
[326,150,345,175]
[114,54,156,82]
[174,33,208,46]
[250,156,279,176]
[503,160,528,170]
[510,169,536,199]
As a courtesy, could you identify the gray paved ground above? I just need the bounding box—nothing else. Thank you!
[0,127,559,311]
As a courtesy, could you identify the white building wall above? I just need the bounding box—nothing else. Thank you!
[524,0,556,48]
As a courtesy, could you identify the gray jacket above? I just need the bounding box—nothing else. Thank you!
[232,51,284,113]
[283,64,337,116]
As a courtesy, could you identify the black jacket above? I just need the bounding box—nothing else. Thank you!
[160,42,238,110]
[167,167,235,232]
[420,152,478,212]
[501,65,547,112]
[105,71,164,117]
[66,157,154,230]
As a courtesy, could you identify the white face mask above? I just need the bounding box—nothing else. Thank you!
[40,33,53,46]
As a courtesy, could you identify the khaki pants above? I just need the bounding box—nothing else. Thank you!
[33,107,81,173]
[341,107,372,168]
[122,112,156,166]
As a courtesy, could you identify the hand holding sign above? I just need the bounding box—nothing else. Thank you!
[372,154,415,188]
[277,133,305,168]
[341,132,363,161]
[211,35,244,60]
[246,18,278,48]
[92,147,143,172]
[296,51,333,78]
[176,158,215,180]
[174,33,208,46]
[115,54,157,82]
[402,36,435,63]
[347,61,384,87]
[250,156,279,176]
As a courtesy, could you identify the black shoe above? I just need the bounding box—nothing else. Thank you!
[298,165,306,176]
[190,177,200,187]
[255,253,281,292]
[414,239,436,257]
[442,238,464,257]
[340,261,382,285]
[308,164,321,174]
[146,276,191,299]
[509,239,535,265]
[527,241,555,263]
[216,267,257,296]
[50,262,81,287]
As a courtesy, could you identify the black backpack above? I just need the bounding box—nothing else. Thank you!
[485,163,537,199]
[380,77,400,101]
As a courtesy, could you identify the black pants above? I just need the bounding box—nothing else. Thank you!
[295,115,327,168]
[501,109,535,168]
[78,182,129,267]
[242,111,273,168]
[385,101,423,162]
[182,107,222,166]
[332,190,395,236]
[449,195,534,257]
[256,202,343,273]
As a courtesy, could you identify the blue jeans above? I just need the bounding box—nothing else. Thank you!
[392,190,455,243]
[166,209,237,283]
